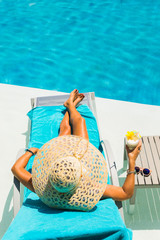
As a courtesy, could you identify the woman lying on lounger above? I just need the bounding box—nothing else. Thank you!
[11,89,142,209]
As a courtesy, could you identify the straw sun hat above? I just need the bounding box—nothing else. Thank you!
[32,135,108,211]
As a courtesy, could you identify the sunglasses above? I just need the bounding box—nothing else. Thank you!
[135,166,151,177]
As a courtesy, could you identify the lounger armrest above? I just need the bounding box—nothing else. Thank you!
[101,140,124,220]
[101,140,119,186]
[13,148,25,218]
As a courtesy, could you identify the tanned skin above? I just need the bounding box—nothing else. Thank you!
[11,89,142,201]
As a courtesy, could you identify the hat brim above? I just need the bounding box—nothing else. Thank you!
[32,135,108,211]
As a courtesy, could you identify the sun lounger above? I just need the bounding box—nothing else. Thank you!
[3,92,132,240]
[124,136,160,214]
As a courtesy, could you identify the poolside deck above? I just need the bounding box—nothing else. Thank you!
[0,83,160,239]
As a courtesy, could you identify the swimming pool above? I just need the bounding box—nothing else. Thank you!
[0,0,160,105]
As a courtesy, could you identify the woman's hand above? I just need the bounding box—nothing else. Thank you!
[102,140,142,201]
[126,140,142,163]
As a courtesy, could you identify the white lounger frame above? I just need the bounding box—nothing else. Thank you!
[13,92,124,220]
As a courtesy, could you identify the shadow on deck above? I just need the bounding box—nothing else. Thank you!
[119,178,160,230]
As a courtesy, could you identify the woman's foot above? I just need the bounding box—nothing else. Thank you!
[64,89,78,108]
[64,90,85,108]
[74,93,85,106]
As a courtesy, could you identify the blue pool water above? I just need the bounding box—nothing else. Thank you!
[0,0,160,105]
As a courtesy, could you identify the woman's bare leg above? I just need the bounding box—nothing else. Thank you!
[59,89,79,136]
[59,110,71,136]
[64,90,89,140]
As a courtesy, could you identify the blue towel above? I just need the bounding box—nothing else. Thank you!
[27,105,101,149]
[3,105,132,240]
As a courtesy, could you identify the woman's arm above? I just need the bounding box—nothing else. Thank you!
[102,140,142,201]
[11,147,39,193]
